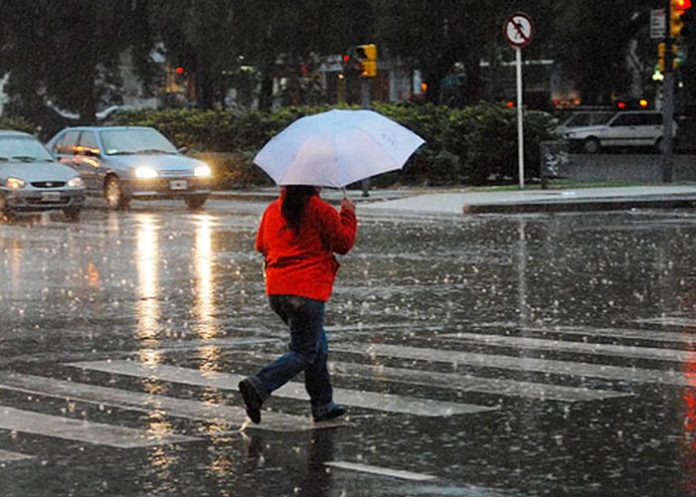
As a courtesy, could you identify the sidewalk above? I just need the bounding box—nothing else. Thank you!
[210,184,696,216]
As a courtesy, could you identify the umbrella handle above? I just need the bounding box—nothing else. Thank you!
[340,187,347,199]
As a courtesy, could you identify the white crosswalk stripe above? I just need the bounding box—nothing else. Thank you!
[439,331,694,362]
[332,342,693,386]
[238,352,630,402]
[0,449,33,463]
[70,360,498,417]
[633,317,696,327]
[479,324,696,344]
[0,372,335,432]
[324,461,437,481]
[0,406,196,448]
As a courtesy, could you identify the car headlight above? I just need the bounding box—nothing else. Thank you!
[67,177,84,188]
[5,177,25,189]
[194,165,212,178]
[135,166,158,179]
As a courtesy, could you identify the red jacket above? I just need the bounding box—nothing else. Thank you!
[255,193,357,301]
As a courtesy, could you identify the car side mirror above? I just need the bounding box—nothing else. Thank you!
[178,146,189,155]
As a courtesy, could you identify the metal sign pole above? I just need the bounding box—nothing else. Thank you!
[516,47,525,189]
[503,12,533,190]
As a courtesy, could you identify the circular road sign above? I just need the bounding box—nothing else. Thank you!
[503,12,534,49]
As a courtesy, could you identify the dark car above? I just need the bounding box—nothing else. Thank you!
[46,126,212,210]
[0,130,85,220]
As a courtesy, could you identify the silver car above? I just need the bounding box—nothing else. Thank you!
[0,130,85,220]
[46,126,213,210]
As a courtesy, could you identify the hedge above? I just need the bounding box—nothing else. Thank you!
[109,103,559,188]
[0,104,556,187]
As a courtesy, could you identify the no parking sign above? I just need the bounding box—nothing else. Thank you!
[503,12,534,49]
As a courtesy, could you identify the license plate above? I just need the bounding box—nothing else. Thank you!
[169,180,188,190]
[41,192,62,202]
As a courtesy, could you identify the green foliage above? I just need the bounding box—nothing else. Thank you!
[0,116,35,134]
[114,103,557,188]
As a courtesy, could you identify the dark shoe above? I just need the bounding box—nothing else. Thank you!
[238,379,262,424]
[313,404,347,423]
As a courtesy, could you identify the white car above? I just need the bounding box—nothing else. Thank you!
[563,111,676,153]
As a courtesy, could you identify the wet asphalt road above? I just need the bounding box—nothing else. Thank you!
[2,199,696,496]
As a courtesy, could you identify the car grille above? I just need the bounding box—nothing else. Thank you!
[159,170,194,178]
[31,181,66,188]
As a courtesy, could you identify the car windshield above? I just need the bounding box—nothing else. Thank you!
[100,128,178,156]
[562,112,614,127]
[0,135,54,162]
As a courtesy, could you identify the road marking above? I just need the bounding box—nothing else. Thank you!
[124,337,277,356]
[516,325,696,344]
[0,373,331,432]
[70,361,498,417]
[439,331,693,362]
[0,449,34,463]
[0,406,196,448]
[634,317,696,327]
[240,353,629,402]
[324,461,437,481]
[333,343,693,386]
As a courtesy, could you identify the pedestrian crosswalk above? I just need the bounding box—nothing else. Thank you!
[0,406,196,448]
[332,342,692,386]
[69,361,497,417]
[238,352,630,402]
[0,317,693,463]
[0,372,323,433]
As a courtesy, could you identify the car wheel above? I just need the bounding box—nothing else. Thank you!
[583,137,600,154]
[104,175,130,210]
[185,194,208,210]
[0,196,13,221]
[63,207,81,221]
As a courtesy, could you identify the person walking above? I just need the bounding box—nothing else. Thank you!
[239,185,357,424]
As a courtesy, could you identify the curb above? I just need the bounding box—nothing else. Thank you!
[463,197,696,214]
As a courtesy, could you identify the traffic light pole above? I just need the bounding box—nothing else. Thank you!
[360,78,371,197]
[663,0,676,183]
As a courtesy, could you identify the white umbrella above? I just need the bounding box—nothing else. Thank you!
[253,109,425,187]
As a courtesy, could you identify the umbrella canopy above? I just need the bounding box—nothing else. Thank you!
[253,109,425,187]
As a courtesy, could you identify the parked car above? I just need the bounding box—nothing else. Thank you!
[562,111,676,154]
[46,126,212,210]
[554,110,615,136]
[0,130,85,220]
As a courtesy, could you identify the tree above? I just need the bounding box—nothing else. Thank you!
[231,0,373,109]
[0,0,155,124]
[150,0,240,109]
[552,0,656,105]
[374,0,509,105]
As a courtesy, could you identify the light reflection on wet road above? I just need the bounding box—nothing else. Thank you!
[1,201,696,496]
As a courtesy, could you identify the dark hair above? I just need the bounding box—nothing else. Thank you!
[282,185,317,234]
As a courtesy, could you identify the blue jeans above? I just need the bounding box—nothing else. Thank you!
[246,295,337,418]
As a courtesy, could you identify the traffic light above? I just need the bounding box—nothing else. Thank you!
[658,42,681,71]
[671,0,692,38]
[355,43,377,78]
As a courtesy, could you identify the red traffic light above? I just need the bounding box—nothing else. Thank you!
[175,66,185,75]
[676,0,692,10]
[342,54,351,63]
[616,100,627,109]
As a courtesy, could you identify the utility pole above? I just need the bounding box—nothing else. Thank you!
[663,0,676,183]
